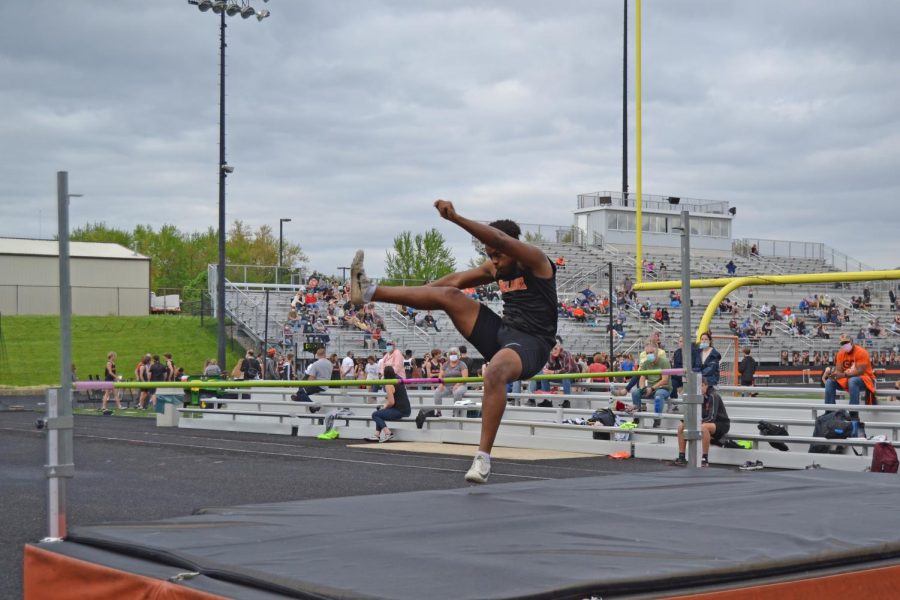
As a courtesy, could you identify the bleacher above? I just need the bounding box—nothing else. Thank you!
[214,236,898,372]
[173,381,900,472]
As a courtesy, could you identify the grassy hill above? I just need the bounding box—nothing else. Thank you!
[0,315,246,388]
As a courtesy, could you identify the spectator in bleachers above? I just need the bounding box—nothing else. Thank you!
[661,308,671,326]
[364,355,380,402]
[587,352,609,375]
[825,333,876,424]
[379,341,405,381]
[761,320,773,336]
[629,341,671,427]
[891,315,900,334]
[725,260,737,276]
[555,255,567,270]
[528,339,576,402]
[696,332,721,386]
[814,323,830,339]
[366,366,411,443]
[653,307,663,323]
[609,318,625,339]
[868,319,885,338]
[431,347,469,414]
[889,289,897,311]
[291,348,330,409]
[674,376,730,467]
[421,311,441,332]
[750,244,759,256]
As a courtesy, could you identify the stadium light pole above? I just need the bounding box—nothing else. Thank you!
[279,217,291,269]
[186,0,272,369]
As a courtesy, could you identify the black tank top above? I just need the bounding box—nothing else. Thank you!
[391,383,411,416]
[496,258,558,346]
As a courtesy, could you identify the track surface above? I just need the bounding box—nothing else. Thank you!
[1,404,669,598]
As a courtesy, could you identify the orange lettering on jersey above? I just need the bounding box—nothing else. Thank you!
[499,277,528,293]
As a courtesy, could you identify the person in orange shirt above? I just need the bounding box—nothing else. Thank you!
[825,332,875,417]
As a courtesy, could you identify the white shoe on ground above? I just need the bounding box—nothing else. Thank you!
[465,454,491,484]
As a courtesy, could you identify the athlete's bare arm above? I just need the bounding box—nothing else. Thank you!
[427,260,495,289]
[434,200,553,279]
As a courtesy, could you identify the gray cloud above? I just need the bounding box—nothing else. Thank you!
[1,0,898,276]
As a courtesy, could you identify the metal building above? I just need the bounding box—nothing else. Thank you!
[0,238,150,316]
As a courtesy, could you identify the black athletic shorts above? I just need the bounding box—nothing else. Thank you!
[464,304,553,380]
[711,421,730,441]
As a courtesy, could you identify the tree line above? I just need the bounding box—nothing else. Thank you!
[70,221,307,299]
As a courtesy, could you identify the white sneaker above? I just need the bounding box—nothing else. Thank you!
[350,250,372,307]
[465,454,491,484]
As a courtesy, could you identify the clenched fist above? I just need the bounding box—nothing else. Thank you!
[434,199,457,221]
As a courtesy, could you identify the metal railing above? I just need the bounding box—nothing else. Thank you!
[577,191,731,215]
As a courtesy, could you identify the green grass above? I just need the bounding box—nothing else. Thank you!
[0,315,245,387]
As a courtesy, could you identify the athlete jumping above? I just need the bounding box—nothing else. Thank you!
[351,200,558,483]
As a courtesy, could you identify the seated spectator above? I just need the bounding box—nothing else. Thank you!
[365,366,411,442]
[661,308,671,325]
[728,318,739,336]
[779,350,790,366]
[529,339,577,401]
[659,262,668,277]
[432,348,469,414]
[587,352,609,374]
[653,307,663,323]
[572,306,586,322]
[750,244,758,256]
[868,319,884,337]
[761,320,773,336]
[639,303,651,319]
[674,376,730,467]
[814,323,830,339]
[824,334,875,424]
[555,255,567,270]
[420,310,441,332]
[629,341,671,427]
[725,260,737,276]
[609,319,625,339]
[891,315,900,333]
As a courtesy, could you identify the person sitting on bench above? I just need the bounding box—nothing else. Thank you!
[674,375,730,467]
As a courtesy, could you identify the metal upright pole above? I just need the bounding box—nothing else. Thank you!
[608,261,614,363]
[622,0,628,200]
[46,171,75,541]
[679,210,701,468]
[216,10,228,370]
[278,220,284,285]
[264,289,270,355]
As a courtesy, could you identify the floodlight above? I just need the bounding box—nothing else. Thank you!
[729,207,737,216]
[197,0,214,11]
[256,9,270,21]
[226,3,241,16]
[667,196,680,205]
[241,6,255,18]
[212,0,227,14]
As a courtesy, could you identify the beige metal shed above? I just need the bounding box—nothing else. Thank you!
[0,238,150,316]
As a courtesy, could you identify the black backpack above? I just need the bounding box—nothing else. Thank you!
[244,358,260,380]
[757,421,790,452]
[591,408,617,440]
[809,410,853,454]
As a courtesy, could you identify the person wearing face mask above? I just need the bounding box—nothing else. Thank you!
[695,332,721,387]
[419,348,470,427]
[825,333,876,417]
[630,341,672,427]
[378,341,405,383]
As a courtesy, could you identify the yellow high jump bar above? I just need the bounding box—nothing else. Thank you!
[633,270,900,342]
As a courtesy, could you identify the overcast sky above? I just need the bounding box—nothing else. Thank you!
[1,0,898,276]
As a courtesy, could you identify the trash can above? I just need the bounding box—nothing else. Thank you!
[155,395,182,427]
